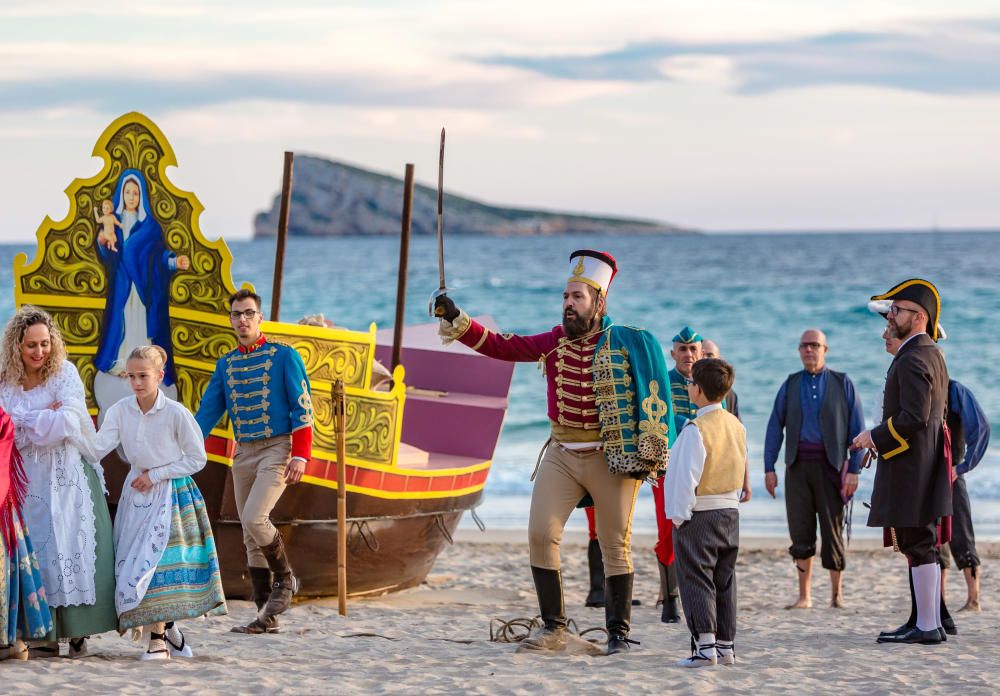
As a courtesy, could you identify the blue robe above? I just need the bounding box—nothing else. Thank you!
[94,170,177,385]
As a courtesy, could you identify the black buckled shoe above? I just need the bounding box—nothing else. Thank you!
[876,627,943,645]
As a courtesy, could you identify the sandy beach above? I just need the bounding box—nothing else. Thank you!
[3,530,997,695]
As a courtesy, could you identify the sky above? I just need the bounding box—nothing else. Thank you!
[3,0,1000,240]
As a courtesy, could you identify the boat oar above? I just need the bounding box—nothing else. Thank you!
[333,378,348,616]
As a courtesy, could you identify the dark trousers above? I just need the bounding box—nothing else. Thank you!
[785,453,846,571]
[895,523,938,566]
[673,508,739,642]
[939,474,979,570]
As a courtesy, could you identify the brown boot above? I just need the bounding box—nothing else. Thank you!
[258,533,300,620]
[232,566,280,634]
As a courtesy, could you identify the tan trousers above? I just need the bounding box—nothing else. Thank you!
[528,442,642,576]
[232,436,291,567]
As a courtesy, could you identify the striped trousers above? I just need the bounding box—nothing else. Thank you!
[673,508,739,642]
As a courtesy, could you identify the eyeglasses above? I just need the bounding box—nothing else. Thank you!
[229,309,260,321]
[684,376,695,386]
[887,305,917,318]
[798,342,825,350]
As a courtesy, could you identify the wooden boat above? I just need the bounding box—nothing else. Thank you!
[13,112,514,598]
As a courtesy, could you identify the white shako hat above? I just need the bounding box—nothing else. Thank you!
[568,250,618,296]
[868,299,948,341]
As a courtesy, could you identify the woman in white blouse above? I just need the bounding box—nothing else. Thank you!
[0,306,117,658]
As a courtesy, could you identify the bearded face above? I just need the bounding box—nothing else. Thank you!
[562,283,601,338]
[563,303,597,337]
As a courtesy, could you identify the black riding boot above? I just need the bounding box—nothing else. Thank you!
[521,567,568,651]
[259,532,300,619]
[233,567,280,634]
[606,573,637,655]
[661,561,681,623]
[585,540,606,608]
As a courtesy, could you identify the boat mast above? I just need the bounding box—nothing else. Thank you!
[391,164,415,379]
[270,151,294,321]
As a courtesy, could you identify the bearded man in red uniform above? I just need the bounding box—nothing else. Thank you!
[435,250,675,655]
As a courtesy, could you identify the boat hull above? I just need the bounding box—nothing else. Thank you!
[104,456,480,598]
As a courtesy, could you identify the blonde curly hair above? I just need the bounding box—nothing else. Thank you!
[0,305,68,386]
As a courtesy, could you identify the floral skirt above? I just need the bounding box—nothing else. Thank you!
[117,477,227,631]
[1,505,53,645]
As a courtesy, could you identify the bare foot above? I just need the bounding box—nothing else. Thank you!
[785,598,812,609]
[958,599,981,613]
[831,596,844,608]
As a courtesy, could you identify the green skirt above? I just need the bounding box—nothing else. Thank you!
[43,464,117,641]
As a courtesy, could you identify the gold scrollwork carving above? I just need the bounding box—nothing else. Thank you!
[172,322,236,363]
[267,333,370,389]
[50,307,102,346]
[312,391,397,464]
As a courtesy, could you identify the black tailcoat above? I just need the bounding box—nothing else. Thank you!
[867,333,952,528]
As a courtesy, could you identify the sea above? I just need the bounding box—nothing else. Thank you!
[3,230,998,539]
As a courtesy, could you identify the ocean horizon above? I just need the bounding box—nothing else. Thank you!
[3,230,997,540]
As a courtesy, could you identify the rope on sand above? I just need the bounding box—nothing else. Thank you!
[489,616,607,645]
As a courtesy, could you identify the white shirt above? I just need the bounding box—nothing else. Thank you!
[662,403,747,527]
[83,389,206,482]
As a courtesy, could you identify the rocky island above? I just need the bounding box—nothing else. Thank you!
[253,156,695,237]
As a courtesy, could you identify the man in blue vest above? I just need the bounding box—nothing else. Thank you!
[764,329,865,609]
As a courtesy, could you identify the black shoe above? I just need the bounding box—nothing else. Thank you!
[584,540,606,608]
[876,627,943,645]
[878,621,914,638]
[605,573,637,655]
[942,616,957,636]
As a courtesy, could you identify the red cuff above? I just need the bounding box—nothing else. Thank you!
[291,427,312,461]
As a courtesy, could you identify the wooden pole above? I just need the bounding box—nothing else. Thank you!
[270,151,294,322]
[333,378,348,616]
[391,164,415,377]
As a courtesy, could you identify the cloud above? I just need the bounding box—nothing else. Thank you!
[479,20,1000,95]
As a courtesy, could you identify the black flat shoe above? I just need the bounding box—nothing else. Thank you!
[876,627,943,645]
[942,617,957,636]
[878,622,914,638]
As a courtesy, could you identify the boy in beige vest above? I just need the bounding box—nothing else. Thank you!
[663,358,748,667]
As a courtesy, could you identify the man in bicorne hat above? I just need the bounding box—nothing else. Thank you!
[852,278,952,645]
[434,250,675,655]
[871,306,989,629]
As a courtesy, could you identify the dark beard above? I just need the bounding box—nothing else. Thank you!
[888,315,910,339]
[563,308,596,338]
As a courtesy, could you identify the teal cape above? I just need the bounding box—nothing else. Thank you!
[576,316,675,507]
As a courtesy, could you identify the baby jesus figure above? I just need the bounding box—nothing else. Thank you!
[94,199,121,251]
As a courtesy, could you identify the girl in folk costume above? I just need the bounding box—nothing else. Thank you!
[0,306,117,658]
[81,345,226,660]
[0,406,52,659]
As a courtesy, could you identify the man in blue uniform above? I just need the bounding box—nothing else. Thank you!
[196,289,314,635]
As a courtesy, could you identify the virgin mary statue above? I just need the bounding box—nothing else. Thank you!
[93,170,186,412]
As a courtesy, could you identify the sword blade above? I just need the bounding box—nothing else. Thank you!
[437,127,446,290]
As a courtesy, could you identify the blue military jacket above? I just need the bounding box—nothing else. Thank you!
[196,337,313,442]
